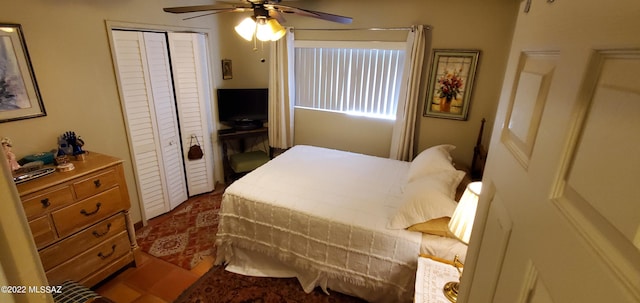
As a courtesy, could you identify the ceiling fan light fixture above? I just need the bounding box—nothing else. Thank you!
[256,18,285,41]
[268,19,286,41]
[234,17,256,41]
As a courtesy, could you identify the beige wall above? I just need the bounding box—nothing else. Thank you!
[216,13,271,89]
[0,1,222,224]
[217,0,519,165]
[294,107,395,157]
[0,0,517,225]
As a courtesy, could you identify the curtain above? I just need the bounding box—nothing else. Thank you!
[268,28,296,149]
[389,25,431,161]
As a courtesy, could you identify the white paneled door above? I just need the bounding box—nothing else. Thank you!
[111,30,214,220]
[461,1,640,303]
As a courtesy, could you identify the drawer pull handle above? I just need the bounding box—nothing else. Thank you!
[92,223,112,238]
[80,202,102,216]
[94,180,102,188]
[97,244,116,259]
[40,198,51,208]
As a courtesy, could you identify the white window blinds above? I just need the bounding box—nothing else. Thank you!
[294,41,406,120]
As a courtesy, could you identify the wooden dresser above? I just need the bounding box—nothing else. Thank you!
[16,152,138,287]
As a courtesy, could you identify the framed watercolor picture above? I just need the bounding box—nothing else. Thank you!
[0,24,46,123]
[222,59,232,80]
[423,49,480,120]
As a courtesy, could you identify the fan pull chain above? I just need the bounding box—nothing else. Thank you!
[252,22,258,51]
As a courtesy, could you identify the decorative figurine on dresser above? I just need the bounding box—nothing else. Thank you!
[57,131,86,161]
[15,149,139,288]
[2,137,21,171]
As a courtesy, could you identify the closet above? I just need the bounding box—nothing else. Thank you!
[110,29,215,220]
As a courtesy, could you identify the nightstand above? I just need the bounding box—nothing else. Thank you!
[414,255,461,303]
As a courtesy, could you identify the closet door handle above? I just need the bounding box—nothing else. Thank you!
[97,244,116,259]
[80,202,102,216]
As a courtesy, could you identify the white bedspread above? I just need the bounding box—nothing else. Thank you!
[215,145,422,302]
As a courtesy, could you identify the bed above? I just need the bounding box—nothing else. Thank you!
[215,144,472,302]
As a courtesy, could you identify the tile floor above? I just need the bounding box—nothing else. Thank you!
[95,252,214,303]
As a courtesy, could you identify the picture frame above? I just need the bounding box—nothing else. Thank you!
[423,49,480,120]
[0,23,46,123]
[221,59,232,80]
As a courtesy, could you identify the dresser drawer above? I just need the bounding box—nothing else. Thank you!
[73,169,119,201]
[22,187,73,219]
[17,152,136,288]
[52,187,126,238]
[39,213,128,271]
[80,253,134,288]
[45,231,131,285]
[29,216,56,249]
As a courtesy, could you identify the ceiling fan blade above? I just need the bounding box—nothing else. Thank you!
[163,4,250,14]
[269,4,352,24]
[181,8,251,20]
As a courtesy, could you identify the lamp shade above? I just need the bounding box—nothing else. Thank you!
[268,19,286,41]
[234,17,256,41]
[448,181,481,244]
[256,18,286,41]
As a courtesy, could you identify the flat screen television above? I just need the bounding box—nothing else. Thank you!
[217,88,268,130]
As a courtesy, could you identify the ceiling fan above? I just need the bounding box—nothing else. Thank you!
[163,0,353,41]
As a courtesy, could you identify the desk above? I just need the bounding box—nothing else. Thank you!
[218,127,268,183]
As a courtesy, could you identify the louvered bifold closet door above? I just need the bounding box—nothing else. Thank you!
[111,30,188,219]
[142,32,189,211]
[112,30,169,219]
[168,33,215,196]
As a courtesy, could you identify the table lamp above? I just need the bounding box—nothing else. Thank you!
[443,181,482,302]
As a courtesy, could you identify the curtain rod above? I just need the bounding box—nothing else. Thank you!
[292,26,426,32]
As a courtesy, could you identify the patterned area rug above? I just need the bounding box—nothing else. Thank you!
[135,192,221,270]
[175,265,367,303]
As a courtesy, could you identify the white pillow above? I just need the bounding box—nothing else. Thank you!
[421,234,469,264]
[388,174,460,229]
[407,144,457,182]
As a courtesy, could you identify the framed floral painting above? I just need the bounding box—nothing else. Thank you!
[423,49,480,120]
[0,24,46,123]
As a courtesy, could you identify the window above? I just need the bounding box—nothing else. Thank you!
[294,41,406,120]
